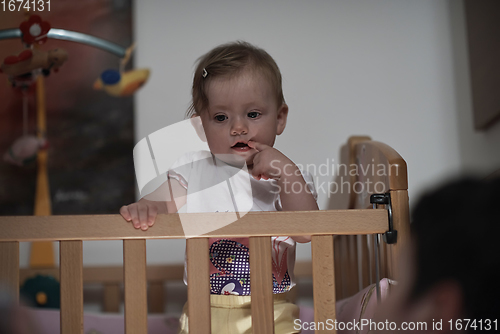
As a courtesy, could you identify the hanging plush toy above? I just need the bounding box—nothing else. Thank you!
[3,135,48,166]
[3,83,48,167]
[93,43,150,97]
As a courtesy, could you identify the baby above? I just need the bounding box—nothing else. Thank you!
[120,41,318,334]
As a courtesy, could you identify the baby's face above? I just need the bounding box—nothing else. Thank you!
[199,70,287,166]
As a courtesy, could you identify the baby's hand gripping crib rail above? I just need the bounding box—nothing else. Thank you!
[0,137,410,334]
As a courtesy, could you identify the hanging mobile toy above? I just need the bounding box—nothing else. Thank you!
[0,48,68,85]
[93,43,150,97]
[3,87,48,167]
[0,15,68,88]
[3,135,48,166]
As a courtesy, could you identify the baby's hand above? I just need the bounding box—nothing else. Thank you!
[120,199,164,231]
[247,141,293,181]
[248,140,318,214]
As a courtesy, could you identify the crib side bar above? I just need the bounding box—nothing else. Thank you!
[19,263,185,284]
[0,210,388,242]
[249,236,274,334]
[186,238,211,334]
[123,239,148,334]
[0,242,19,303]
[60,240,83,334]
[312,235,337,334]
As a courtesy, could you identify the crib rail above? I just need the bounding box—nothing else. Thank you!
[0,209,390,334]
[0,210,387,241]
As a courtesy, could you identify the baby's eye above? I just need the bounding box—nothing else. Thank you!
[214,114,227,122]
[248,111,261,119]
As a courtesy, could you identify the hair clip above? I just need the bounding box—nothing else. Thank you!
[202,68,208,78]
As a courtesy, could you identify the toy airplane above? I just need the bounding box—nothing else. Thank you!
[0,48,68,78]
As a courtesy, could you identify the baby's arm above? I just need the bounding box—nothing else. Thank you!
[277,166,317,243]
[248,141,318,243]
[120,178,187,230]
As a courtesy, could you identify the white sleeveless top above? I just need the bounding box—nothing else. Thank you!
[168,150,317,295]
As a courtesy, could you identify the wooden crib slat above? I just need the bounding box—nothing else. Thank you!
[249,236,274,334]
[337,235,347,300]
[389,190,410,280]
[312,235,336,334]
[103,283,120,313]
[380,237,387,280]
[343,235,353,298]
[148,281,165,313]
[60,240,83,334]
[186,238,211,334]
[360,235,370,288]
[347,235,359,297]
[0,242,19,303]
[334,236,342,299]
[367,234,375,285]
[385,238,392,280]
[123,239,148,334]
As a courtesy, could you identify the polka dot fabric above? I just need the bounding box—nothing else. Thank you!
[210,239,251,295]
[209,239,292,295]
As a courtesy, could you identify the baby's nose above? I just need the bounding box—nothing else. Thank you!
[231,119,248,135]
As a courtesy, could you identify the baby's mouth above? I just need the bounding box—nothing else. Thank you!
[231,142,251,152]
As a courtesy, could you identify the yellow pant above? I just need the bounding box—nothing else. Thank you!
[178,292,301,334]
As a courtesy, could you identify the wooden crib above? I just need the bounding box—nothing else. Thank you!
[0,136,410,334]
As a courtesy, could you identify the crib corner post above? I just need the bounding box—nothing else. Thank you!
[388,189,410,280]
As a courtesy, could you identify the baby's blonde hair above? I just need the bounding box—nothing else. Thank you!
[187,41,285,117]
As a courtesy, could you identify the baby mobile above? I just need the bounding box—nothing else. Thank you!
[1,14,150,168]
[0,13,149,303]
